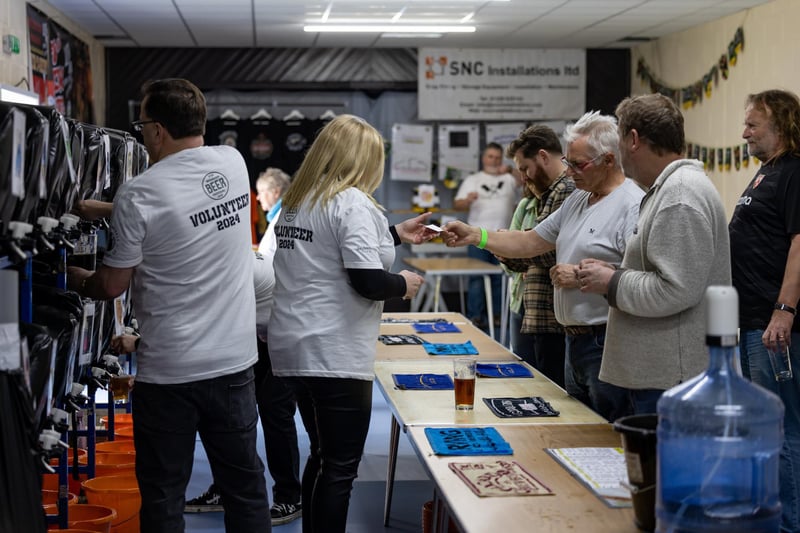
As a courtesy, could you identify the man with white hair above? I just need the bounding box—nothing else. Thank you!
[443,111,643,421]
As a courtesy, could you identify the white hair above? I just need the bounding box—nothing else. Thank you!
[563,110,621,166]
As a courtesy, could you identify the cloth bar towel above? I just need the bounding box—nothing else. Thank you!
[424,427,513,456]
[378,334,426,345]
[392,373,455,390]
[413,322,461,333]
[483,397,560,418]
[475,363,533,378]
[422,341,478,356]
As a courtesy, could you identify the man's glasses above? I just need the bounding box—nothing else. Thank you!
[561,153,605,173]
[131,119,157,132]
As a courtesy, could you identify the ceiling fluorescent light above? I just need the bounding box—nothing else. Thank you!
[382,33,443,38]
[304,25,476,33]
[0,84,39,105]
[460,12,474,23]
[321,3,332,22]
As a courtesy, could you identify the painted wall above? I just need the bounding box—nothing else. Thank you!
[631,0,796,217]
[0,0,106,124]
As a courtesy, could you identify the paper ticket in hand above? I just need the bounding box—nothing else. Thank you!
[424,223,444,233]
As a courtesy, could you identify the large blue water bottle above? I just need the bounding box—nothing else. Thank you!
[656,286,784,532]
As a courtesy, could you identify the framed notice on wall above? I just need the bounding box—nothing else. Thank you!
[419,48,586,121]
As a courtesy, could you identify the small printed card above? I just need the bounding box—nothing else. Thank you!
[392,373,454,390]
[378,334,426,345]
[422,341,478,356]
[546,447,631,507]
[425,427,513,456]
[448,460,553,498]
[413,322,461,333]
[483,397,560,418]
[424,223,444,233]
[476,363,533,378]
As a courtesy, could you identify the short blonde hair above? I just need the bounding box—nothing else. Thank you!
[283,114,385,210]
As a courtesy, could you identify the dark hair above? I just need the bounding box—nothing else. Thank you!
[746,90,800,156]
[506,124,562,159]
[140,78,206,139]
[615,93,685,156]
[485,142,504,154]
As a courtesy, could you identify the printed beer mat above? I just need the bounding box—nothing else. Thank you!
[448,460,553,497]
[425,427,513,456]
[483,397,560,418]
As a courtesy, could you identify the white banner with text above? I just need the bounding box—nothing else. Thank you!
[418,48,586,121]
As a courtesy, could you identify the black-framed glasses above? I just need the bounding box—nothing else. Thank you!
[561,153,605,173]
[131,119,157,132]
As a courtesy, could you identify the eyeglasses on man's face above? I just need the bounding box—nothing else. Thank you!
[561,153,605,173]
[131,119,157,132]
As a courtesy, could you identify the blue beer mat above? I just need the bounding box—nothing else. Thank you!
[424,427,513,456]
[392,373,455,390]
[475,363,534,378]
[412,322,462,333]
[422,341,479,356]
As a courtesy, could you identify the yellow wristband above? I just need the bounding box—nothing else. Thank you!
[477,228,488,249]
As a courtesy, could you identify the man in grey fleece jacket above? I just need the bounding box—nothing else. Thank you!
[577,93,731,414]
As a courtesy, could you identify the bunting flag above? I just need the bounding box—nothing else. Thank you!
[637,27,744,109]
[686,142,755,172]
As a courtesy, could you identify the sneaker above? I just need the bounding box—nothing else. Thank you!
[185,484,223,513]
[270,501,302,526]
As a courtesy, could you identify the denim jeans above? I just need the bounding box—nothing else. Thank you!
[565,332,632,422]
[741,329,800,533]
[466,246,502,323]
[132,367,270,533]
[629,388,664,415]
[511,311,566,389]
[288,376,373,533]
[254,338,301,505]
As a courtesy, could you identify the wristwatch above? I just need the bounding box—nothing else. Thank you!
[774,303,797,316]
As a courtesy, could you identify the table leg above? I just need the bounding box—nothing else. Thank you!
[458,276,465,315]
[383,415,401,526]
[433,275,443,312]
[500,274,509,346]
[484,275,495,338]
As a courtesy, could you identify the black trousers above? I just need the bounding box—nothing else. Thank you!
[254,338,302,505]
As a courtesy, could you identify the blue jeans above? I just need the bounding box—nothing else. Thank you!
[289,376,373,533]
[629,388,664,415]
[565,332,632,422]
[466,246,501,323]
[132,367,270,533]
[741,329,800,533]
[254,339,301,505]
[511,311,566,389]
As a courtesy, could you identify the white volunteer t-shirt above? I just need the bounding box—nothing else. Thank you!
[534,178,644,326]
[455,171,518,230]
[253,251,275,340]
[104,145,257,384]
[268,187,395,380]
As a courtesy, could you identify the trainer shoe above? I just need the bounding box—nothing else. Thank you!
[270,501,302,526]
[185,484,223,513]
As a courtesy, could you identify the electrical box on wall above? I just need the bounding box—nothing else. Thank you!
[3,35,21,55]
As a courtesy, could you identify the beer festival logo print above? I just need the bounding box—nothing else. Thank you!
[201,172,230,200]
[425,56,448,79]
[250,133,274,159]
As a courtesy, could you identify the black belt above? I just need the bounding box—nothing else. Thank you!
[563,324,606,336]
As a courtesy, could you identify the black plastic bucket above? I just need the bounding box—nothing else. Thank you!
[613,413,658,532]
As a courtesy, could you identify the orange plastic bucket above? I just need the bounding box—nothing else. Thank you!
[46,504,117,532]
[79,453,136,478]
[114,426,134,440]
[95,440,136,454]
[82,475,141,533]
[42,489,78,509]
[43,448,88,493]
[100,414,133,429]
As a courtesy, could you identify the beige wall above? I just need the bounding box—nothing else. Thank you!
[631,0,798,218]
[0,0,105,124]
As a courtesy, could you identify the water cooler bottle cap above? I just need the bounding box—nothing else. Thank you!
[705,286,738,337]
[8,221,33,239]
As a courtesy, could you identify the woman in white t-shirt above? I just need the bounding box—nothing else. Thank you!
[267,114,431,533]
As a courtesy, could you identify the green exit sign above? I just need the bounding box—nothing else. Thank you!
[3,35,20,55]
